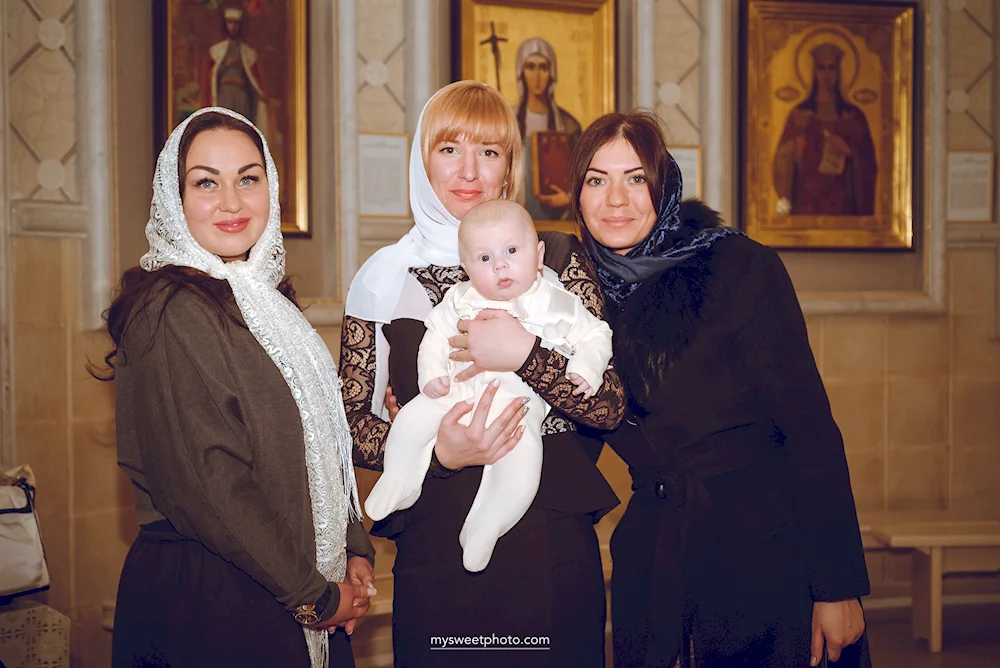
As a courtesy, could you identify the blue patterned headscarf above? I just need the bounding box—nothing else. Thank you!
[581,153,743,307]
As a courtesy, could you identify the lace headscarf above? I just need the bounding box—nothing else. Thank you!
[141,106,360,668]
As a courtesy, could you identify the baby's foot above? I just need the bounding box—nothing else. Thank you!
[459,519,502,572]
[364,473,421,521]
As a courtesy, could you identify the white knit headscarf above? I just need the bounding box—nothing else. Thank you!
[141,106,360,668]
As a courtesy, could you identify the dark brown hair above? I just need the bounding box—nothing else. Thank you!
[567,112,681,407]
[568,111,673,228]
[91,112,295,381]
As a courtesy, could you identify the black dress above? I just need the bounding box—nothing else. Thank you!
[601,205,871,667]
[340,233,624,667]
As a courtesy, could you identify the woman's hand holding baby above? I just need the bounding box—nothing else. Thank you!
[433,379,528,470]
[449,310,537,382]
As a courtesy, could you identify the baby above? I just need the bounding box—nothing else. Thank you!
[364,199,612,572]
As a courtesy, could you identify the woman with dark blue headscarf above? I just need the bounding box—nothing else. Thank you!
[569,112,872,668]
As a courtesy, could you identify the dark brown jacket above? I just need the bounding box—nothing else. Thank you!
[116,277,373,616]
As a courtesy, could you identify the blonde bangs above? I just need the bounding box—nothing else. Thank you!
[421,81,524,202]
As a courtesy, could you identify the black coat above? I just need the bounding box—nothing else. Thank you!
[603,203,870,667]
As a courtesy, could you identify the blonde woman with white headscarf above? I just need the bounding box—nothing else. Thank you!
[100,108,374,667]
[514,37,582,221]
[341,80,623,667]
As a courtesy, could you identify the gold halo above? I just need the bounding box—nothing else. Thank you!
[795,28,861,95]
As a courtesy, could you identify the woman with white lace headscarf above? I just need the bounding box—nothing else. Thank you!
[100,107,373,668]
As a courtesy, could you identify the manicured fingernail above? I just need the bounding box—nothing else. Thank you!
[521,397,529,405]
[367,586,377,596]
[522,406,529,414]
[810,658,818,667]
[492,379,500,387]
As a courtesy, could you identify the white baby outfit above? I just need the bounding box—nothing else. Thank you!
[364,274,613,572]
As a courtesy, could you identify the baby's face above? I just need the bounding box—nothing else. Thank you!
[461,217,544,300]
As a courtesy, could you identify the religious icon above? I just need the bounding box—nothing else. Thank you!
[741,0,915,249]
[155,0,309,235]
[514,37,583,222]
[771,42,877,217]
[199,8,278,146]
[455,0,615,233]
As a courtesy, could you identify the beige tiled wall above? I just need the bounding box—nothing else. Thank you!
[653,0,700,146]
[354,0,413,269]
[7,1,79,203]
[356,0,406,135]
[945,1,993,153]
[7,1,130,665]
[13,237,132,668]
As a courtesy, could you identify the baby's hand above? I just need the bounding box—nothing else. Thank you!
[567,373,595,398]
[423,376,451,398]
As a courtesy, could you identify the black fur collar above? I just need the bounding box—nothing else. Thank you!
[610,200,725,411]
[676,199,726,233]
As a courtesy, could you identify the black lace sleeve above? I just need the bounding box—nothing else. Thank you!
[339,314,460,478]
[339,316,390,471]
[517,235,625,430]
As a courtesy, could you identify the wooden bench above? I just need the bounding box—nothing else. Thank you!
[862,511,1000,653]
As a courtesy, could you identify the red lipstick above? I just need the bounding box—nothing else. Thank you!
[214,217,250,233]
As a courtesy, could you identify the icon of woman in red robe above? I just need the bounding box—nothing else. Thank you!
[772,43,877,216]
